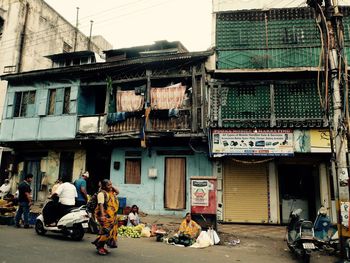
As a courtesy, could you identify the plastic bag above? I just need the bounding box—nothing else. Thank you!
[141,226,151,238]
[190,231,212,248]
[213,230,220,245]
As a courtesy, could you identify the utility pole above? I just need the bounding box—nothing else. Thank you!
[308,0,349,260]
[73,7,79,52]
[87,20,94,51]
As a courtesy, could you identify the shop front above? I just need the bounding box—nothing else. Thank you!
[211,128,333,225]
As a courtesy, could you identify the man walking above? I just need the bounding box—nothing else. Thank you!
[15,174,33,228]
[74,171,89,207]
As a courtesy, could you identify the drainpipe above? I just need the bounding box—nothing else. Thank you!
[17,2,29,73]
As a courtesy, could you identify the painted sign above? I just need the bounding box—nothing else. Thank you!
[310,129,331,153]
[191,180,209,206]
[211,129,294,156]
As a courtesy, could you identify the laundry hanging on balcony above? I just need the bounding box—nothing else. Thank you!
[116,90,144,112]
[151,83,186,110]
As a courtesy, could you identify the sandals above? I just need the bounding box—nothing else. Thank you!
[97,248,107,255]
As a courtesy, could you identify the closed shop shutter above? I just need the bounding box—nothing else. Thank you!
[223,161,269,223]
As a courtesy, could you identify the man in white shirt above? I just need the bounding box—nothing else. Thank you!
[52,179,77,222]
[0,179,11,199]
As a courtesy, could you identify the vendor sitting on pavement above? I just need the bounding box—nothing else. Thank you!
[178,213,201,239]
[127,205,141,226]
[0,179,11,199]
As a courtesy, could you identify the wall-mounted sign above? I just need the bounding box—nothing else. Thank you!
[310,129,331,153]
[191,180,209,206]
[211,129,294,157]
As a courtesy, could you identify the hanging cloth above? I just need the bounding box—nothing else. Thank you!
[151,83,186,110]
[116,90,144,112]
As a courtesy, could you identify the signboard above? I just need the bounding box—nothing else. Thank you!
[310,129,331,153]
[191,180,209,206]
[211,129,294,156]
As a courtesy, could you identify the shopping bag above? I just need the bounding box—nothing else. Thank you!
[213,230,220,245]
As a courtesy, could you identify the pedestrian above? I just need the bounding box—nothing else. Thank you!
[74,171,89,207]
[92,179,119,255]
[15,174,33,228]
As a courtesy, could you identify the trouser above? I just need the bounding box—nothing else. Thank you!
[58,203,75,220]
[15,202,30,226]
[75,200,86,207]
[43,200,60,225]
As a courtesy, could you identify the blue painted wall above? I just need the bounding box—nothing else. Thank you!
[110,147,213,216]
[0,80,79,141]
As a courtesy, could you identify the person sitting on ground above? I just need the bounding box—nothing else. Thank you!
[178,213,201,239]
[0,179,11,199]
[127,205,141,226]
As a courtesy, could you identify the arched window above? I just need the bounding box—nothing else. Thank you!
[0,17,4,40]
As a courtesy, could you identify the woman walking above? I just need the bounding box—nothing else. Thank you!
[93,179,119,255]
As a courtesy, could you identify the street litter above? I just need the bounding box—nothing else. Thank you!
[226,238,240,246]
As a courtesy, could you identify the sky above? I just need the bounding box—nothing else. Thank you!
[44,0,350,52]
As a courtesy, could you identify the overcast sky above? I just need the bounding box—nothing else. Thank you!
[44,0,350,52]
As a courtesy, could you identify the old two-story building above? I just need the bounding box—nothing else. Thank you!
[208,3,350,224]
[0,0,111,185]
[0,41,214,216]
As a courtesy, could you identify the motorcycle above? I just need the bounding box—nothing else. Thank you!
[286,208,317,263]
[313,206,340,255]
[35,201,90,241]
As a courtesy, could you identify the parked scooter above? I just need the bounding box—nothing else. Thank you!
[313,206,339,255]
[35,201,90,241]
[286,208,317,263]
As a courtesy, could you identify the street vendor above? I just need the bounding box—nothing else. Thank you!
[0,179,11,199]
[127,205,141,226]
[178,213,201,239]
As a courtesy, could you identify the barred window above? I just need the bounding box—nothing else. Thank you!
[13,91,36,117]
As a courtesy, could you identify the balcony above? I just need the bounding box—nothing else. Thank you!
[149,109,191,132]
[77,114,106,134]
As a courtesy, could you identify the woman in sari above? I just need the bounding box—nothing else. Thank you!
[93,179,119,255]
[178,213,201,239]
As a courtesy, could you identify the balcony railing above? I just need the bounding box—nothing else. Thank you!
[107,117,142,134]
[78,115,106,134]
[149,110,191,131]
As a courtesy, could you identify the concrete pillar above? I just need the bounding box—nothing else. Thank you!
[213,160,223,221]
[268,161,280,224]
[319,163,332,217]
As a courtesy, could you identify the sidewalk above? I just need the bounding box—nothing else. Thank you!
[140,214,286,240]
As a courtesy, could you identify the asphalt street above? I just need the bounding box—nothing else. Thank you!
[0,225,336,263]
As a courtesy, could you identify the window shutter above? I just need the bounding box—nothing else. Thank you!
[37,89,48,116]
[69,86,78,114]
[55,88,64,115]
[5,92,15,118]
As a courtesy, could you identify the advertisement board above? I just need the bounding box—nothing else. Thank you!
[211,129,294,157]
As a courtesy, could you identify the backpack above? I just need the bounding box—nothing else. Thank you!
[86,191,107,213]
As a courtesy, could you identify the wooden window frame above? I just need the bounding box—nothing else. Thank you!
[124,158,141,184]
[13,90,36,117]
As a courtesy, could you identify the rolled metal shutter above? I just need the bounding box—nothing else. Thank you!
[223,161,269,223]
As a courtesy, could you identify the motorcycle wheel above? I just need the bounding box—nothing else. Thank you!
[35,220,47,235]
[71,225,84,241]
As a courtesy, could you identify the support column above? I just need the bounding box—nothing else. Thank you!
[268,161,279,224]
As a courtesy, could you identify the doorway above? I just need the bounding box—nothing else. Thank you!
[86,148,111,195]
[164,157,186,209]
[279,164,319,223]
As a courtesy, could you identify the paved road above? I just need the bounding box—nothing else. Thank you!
[0,225,336,263]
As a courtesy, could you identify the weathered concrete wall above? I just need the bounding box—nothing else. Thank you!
[110,147,213,216]
[0,0,111,122]
[72,149,86,182]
